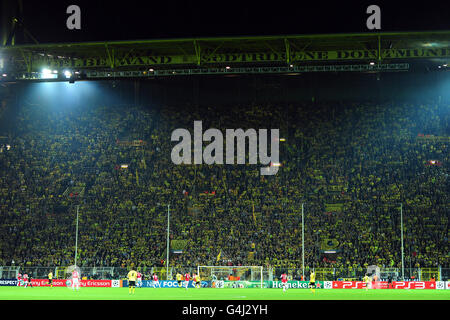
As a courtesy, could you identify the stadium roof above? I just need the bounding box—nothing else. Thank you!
[0,31,449,78]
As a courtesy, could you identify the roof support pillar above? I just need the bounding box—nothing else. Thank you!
[194,40,201,66]
[284,39,291,65]
[105,43,115,69]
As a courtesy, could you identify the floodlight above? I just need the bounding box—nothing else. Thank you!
[41,68,57,79]
[64,70,72,79]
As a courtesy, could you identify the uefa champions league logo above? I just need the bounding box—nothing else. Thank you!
[65,265,81,290]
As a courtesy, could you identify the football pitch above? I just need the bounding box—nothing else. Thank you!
[1,287,449,300]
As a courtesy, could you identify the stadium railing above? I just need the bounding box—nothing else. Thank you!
[0,266,447,281]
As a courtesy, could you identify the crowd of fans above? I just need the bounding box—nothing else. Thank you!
[0,98,448,274]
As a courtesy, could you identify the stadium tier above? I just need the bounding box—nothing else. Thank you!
[0,89,448,281]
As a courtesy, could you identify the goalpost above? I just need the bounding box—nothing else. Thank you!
[0,266,20,279]
[197,266,264,288]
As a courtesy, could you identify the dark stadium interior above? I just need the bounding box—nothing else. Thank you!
[2,1,450,43]
[0,1,449,289]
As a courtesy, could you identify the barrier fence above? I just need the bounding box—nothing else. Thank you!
[0,266,447,282]
[1,278,449,290]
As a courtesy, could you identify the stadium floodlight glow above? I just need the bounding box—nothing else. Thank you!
[64,70,73,79]
[41,68,57,79]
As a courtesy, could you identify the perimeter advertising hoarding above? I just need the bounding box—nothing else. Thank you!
[0,279,446,289]
[332,281,438,289]
[0,279,18,286]
[270,281,329,289]
[14,279,113,287]
[123,280,209,288]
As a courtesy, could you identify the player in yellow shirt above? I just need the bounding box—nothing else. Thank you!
[127,269,137,295]
[308,271,316,294]
[363,274,371,291]
[176,272,183,288]
[47,272,53,288]
[193,273,201,289]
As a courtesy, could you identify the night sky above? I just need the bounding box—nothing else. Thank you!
[6,0,450,44]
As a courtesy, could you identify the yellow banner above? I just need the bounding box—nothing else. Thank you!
[31,48,450,69]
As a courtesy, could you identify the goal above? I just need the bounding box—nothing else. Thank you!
[0,266,20,279]
[197,266,264,288]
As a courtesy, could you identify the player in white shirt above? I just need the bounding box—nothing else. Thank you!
[184,272,191,290]
[281,273,288,292]
[23,274,29,288]
[152,273,160,288]
[72,269,80,291]
[17,273,23,287]
[136,272,142,288]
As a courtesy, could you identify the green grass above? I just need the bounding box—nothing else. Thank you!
[0,287,449,300]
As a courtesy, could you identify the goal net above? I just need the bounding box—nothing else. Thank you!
[0,266,20,279]
[197,266,263,288]
[379,267,399,281]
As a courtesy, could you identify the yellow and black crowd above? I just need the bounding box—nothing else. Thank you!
[0,100,448,273]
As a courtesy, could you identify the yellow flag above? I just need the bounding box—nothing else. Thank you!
[216,250,222,262]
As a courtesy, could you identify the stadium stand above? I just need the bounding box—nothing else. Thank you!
[0,98,448,278]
